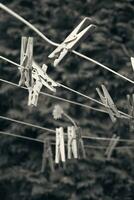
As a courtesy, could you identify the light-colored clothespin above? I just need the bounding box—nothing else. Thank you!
[96,85,121,122]
[32,62,59,92]
[55,127,66,164]
[131,57,134,70]
[67,126,78,159]
[105,134,120,160]
[48,17,96,66]
[19,37,33,87]
[76,127,86,159]
[41,137,55,173]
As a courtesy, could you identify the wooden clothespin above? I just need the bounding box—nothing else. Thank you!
[48,18,96,66]
[131,57,134,70]
[76,127,86,159]
[55,127,66,164]
[41,136,55,173]
[96,85,121,122]
[105,134,120,160]
[19,37,33,87]
[127,94,134,117]
[67,126,78,159]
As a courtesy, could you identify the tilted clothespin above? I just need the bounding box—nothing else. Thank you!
[105,134,120,160]
[67,126,78,159]
[48,17,96,66]
[96,85,121,122]
[27,62,59,106]
[19,37,33,87]
[55,127,66,164]
[41,136,55,173]
[76,127,86,159]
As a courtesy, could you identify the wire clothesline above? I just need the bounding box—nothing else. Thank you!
[0,115,134,144]
[0,3,134,85]
[0,56,132,119]
[0,130,134,150]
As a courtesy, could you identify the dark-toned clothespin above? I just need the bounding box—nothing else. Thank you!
[76,127,86,159]
[127,94,134,117]
[96,85,121,122]
[48,18,96,66]
[19,37,33,87]
[55,127,66,164]
[67,126,78,159]
[41,136,55,173]
[105,134,120,160]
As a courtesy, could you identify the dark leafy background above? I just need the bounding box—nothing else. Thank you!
[0,0,134,199]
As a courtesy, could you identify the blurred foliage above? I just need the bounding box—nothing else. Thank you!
[0,0,134,199]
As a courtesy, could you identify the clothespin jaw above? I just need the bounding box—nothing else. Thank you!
[105,134,120,160]
[19,36,33,87]
[55,127,66,164]
[48,17,96,67]
[67,126,78,159]
[41,136,55,173]
[96,85,121,122]
[32,61,59,92]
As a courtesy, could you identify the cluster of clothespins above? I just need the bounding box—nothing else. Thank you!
[1,3,134,173]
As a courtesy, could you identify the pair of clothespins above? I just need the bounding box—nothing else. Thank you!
[55,126,86,164]
[19,37,59,106]
[96,85,121,122]
[41,136,55,173]
[105,134,120,160]
[49,17,96,66]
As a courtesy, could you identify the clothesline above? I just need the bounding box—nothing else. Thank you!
[0,130,134,150]
[0,115,134,143]
[0,56,132,119]
[0,3,134,85]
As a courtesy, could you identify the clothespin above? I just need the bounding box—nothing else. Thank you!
[19,37,33,87]
[131,57,134,70]
[96,85,121,122]
[55,127,66,164]
[41,136,55,173]
[67,126,78,159]
[76,127,86,159]
[32,62,59,92]
[127,94,134,117]
[48,17,96,66]
[105,134,120,160]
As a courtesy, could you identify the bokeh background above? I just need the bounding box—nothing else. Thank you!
[0,0,134,199]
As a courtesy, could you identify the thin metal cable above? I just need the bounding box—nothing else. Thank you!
[0,130,134,150]
[0,76,107,114]
[0,56,131,119]
[0,3,134,85]
[0,115,55,133]
[0,115,134,143]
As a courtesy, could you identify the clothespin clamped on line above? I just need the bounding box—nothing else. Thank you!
[67,126,78,159]
[127,94,134,117]
[48,17,96,66]
[55,127,66,164]
[41,136,55,173]
[131,57,134,71]
[76,127,86,159]
[19,37,33,87]
[28,62,59,106]
[96,85,121,122]
[19,36,59,106]
[105,134,120,160]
